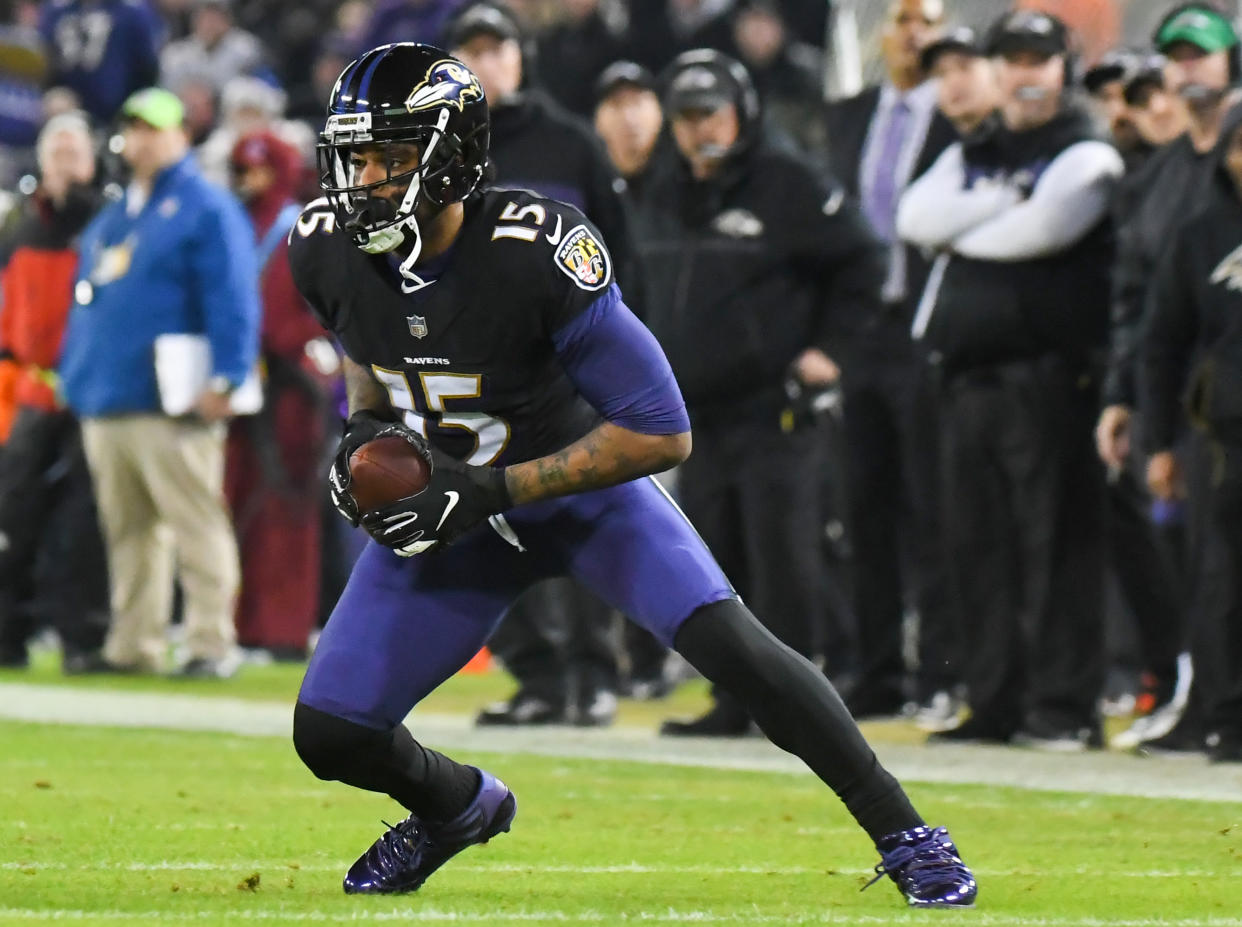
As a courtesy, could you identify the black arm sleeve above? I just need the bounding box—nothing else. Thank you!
[1104,219,1149,407]
[1139,226,1200,452]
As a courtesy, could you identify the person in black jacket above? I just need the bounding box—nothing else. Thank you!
[1096,3,1239,750]
[1083,49,1151,170]
[1098,4,1237,479]
[446,1,636,727]
[821,0,961,726]
[592,61,680,697]
[593,61,666,205]
[731,0,825,155]
[898,10,1124,749]
[1139,100,1242,764]
[1076,47,1191,753]
[643,50,886,736]
[922,27,998,138]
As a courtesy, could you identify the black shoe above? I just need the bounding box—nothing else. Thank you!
[1207,730,1242,764]
[660,700,752,737]
[0,648,29,670]
[174,655,240,679]
[926,715,1015,745]
[475,691,567,727]
[62,650,129,675]
[844,685,907,721]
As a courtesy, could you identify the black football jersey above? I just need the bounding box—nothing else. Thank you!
[288,187,615,466]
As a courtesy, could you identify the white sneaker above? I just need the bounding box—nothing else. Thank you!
[1110,653,1193,750]
[913,691,965,733]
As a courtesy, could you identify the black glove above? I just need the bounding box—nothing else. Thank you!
[360,443,512,556]
[781,375,841,433]
[328,409,419,526]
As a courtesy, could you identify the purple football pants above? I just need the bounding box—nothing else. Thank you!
[298,477,735,729]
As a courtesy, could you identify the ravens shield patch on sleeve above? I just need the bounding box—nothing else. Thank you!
[553,225,611,292]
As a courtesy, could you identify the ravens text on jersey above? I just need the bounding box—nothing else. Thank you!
[288,187,613,467]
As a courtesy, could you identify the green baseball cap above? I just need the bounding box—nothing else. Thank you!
[121,87,185,129]
[1155,6,1239,54]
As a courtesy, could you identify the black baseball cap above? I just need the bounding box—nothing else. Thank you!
[595,61,657,105]
[920,26,982,72]
[444,2,521,49]
[665,61,735,113]
[1083,48,1136,94]
[1123,54,1169,104]
[985,9,1070,58]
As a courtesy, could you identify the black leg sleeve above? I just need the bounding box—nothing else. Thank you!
[673,598,923,843]
[292,701,480,823]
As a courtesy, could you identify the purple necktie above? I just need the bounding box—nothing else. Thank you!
[865,98,910,243]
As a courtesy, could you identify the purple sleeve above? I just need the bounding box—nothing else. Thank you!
[552,284,690,435]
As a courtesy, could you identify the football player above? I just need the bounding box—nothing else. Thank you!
[288,43,977,907]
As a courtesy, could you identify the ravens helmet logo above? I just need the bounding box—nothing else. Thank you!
[405,60,484,113]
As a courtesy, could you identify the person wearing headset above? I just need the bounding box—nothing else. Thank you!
[1095,2,1242,753]
[898,9,1125,750]
[634,50,884,738]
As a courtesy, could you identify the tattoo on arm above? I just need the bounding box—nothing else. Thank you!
[343,357,394,419]
[504,421,689,506]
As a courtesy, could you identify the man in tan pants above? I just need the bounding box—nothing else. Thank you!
[80,418,240,673]
[58,88,260,676]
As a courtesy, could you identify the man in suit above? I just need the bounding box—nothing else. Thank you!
[823,0,962,727]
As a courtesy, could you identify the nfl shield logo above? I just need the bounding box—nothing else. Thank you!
[407,314,428,339]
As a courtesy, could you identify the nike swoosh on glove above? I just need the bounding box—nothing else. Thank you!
[360,444,512,556]
[328,410,424,526]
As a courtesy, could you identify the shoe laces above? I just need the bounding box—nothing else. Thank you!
[862,827,970,894]
[375,817,429,872]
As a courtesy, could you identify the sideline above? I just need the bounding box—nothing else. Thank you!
[2,682,1240,803]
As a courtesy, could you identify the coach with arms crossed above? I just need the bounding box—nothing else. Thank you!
[898,10,1123,748]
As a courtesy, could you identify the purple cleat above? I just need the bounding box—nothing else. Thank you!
[342,767,517,895]
[864,825,977,907]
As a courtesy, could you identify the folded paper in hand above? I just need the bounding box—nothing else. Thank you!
[154,334,263,417]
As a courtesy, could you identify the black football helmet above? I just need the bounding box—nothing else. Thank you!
[318,43,490,273]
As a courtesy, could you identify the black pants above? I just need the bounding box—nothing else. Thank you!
[1105,464,1183,682]
[0,407,110,660]
[941,356,1105,729]
[678,420,825,663]
[842,339,958,700]
[487,577,620,707]
[1193,437,1242,737]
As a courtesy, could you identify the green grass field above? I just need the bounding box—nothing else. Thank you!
[2,657,1241,926]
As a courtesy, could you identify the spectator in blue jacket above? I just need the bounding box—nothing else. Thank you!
[60,87,260,678]
[40,0,163,124]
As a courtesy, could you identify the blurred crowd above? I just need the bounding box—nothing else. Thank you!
[0,0,1239,764]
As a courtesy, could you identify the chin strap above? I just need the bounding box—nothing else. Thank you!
[359,108,453,295]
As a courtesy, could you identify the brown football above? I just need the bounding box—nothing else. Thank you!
[348,435,432,513]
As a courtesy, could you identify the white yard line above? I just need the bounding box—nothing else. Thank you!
[0,861,1224,878]
[2,911,1242,926]
[2,683,1241,803]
